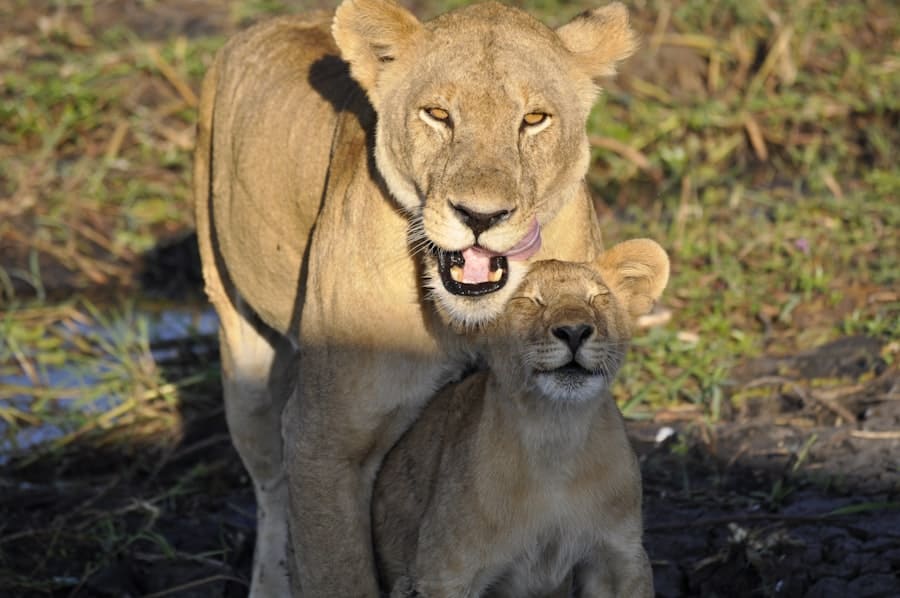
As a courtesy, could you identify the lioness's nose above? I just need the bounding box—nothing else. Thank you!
[451,203,512,237]
[552,324,593,355]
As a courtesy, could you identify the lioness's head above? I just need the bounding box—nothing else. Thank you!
[491,239,668,402]
[333,0,636,325]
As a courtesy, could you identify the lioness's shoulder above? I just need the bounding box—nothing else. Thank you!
[217,12,337,70]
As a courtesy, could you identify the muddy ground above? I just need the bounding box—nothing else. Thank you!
[636,336,900,597]
[6,377,900,598]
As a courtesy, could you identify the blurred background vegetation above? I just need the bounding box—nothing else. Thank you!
[0,0,897,594]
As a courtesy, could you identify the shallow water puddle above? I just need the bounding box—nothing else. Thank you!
[0,301,219,463]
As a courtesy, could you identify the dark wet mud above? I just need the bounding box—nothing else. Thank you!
[637,336,899,597]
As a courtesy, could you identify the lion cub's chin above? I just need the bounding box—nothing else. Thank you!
[426,260,530,329]
[532,368,609,403]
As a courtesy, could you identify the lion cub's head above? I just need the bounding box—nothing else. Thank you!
[489,239,669,402]
[333,0,636,326]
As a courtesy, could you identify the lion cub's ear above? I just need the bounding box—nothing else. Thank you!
[332,0,424,100]
[556,3,637,80]
[597,239,670,319]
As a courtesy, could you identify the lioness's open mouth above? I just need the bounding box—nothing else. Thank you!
[438,251,509,296]
[435,220,542,297]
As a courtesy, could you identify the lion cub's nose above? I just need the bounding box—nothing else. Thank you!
[451,202,512,237]
[552,324,593,355]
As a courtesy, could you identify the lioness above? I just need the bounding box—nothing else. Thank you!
[193,0,636,594]
[372,239,667,598]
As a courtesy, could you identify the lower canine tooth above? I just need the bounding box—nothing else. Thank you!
[450,266,463,282]
[489,268,504,283]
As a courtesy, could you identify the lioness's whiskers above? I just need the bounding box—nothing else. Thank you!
[374,221,437,270]
[405,218,434,257]
[407,238,433,258]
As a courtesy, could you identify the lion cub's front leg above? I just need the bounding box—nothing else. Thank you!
[389,575,416,598]
[574,542,653,598]
[392,575,482,598]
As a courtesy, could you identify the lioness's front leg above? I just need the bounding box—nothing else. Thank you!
[283,349,448,596]
[219,309,296,598]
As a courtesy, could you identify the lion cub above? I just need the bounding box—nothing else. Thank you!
[372,239,668,597]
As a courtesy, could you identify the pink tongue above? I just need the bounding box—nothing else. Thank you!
[461,248,492,284]
[459,221,542,284]
[503,220,542,261]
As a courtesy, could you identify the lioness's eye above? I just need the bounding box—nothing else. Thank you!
[423,107,450,122]
[523,112,547,126]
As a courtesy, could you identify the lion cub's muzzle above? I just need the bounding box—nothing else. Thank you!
[530,307,622,402]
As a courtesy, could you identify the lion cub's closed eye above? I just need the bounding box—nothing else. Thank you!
[373,239,668,598]
[501,262,631,404]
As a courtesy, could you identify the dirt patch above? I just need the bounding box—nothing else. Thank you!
[636,337,900,597]
[637,418,900,597]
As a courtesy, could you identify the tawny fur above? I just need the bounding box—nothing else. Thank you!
[373,240,668,598]
[192,1,637,594]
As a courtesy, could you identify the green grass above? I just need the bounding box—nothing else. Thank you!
[0,299,219,459]
[610,189,898,416]
[0,4,218,468]
[1,0,897,443]
[583,0,900,416]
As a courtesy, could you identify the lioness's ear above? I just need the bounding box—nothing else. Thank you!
[556,3,637,80]
[597,239,669,319]
[332,0,423,96]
